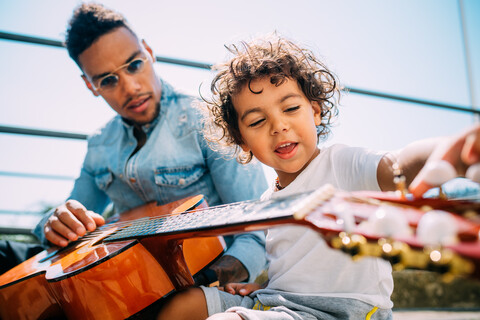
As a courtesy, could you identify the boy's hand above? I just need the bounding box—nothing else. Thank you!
[409,124,480,198]
[221,282,262,296]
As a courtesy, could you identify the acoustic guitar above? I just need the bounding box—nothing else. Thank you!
[0,195,225,320]
[1,185,479,320]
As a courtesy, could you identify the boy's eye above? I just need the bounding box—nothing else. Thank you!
[249,119,265,127]
[285,106,300,112]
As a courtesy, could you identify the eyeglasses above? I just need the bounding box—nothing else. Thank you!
[90,56,149,92]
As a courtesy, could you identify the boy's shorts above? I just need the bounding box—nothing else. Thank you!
[200,286,393,320]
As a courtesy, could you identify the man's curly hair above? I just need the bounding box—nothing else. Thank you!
[202,34,341,164]
[65,3,135,68]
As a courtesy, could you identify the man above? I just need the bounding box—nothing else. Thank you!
[1,3,267,287]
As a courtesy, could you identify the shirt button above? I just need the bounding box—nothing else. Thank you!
[178,178,186,185]
[130,178,136,183]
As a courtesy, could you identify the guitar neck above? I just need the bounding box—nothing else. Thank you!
[104,188,330,242]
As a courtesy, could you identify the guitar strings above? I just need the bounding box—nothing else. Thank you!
[74,202,239,241]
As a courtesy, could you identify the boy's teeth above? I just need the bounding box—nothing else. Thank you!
[276,143,296,154]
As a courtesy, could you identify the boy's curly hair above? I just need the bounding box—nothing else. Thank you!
[202,34,341,164]
[65,3,135,68]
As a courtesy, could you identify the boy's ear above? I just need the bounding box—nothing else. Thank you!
[240,143,251,153]
[311,101,322,126]
[81,75,100,97]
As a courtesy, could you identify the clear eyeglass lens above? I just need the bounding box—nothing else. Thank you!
[99,75,119,89]
[126,59,145,73]
[97,58,147,91]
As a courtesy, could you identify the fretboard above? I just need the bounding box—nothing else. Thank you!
[104,189,325,242]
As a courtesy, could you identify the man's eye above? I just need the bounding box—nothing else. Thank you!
[285,106,300,112]
[249,119,265,127]
[127,59,144,73]
[99,75,118,88]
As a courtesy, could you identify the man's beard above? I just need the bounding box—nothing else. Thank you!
[135,101,160,126]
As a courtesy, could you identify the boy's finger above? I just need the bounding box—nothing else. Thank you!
[462,131,480,165]
[409,179,431,199]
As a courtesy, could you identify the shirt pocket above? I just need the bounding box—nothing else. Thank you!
[94,170,113,191]
[154,165,205,188]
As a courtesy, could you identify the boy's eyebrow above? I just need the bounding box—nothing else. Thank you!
[279,93,302,103]
[240,107,262,122]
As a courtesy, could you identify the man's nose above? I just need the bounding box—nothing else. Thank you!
[121,74,141,95]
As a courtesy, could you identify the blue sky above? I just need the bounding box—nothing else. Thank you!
[0,0,478,223]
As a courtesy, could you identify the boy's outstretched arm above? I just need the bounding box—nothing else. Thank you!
[409,124,480,197]
[376,124,480,196]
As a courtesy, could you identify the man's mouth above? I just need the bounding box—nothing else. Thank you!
[126,96,150,112]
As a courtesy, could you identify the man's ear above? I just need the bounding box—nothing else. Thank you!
[142,39,155,62]
[81,75,100,97]
[311,101,322,126]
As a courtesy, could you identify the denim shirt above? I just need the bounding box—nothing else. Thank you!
[33,79,268,281]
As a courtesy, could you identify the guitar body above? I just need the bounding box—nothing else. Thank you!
[0,195,225,320]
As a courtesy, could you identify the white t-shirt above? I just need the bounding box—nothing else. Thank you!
[262,144,394,309]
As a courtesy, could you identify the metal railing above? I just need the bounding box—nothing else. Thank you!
[1,31,477,115]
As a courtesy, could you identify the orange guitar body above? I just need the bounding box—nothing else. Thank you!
[0,195,225,320]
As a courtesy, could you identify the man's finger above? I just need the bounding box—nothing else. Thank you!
[54,203,87,236]
[88,211,106,228]
[65,200,97,232]
[44,222,69,247]
[48,214,80,241]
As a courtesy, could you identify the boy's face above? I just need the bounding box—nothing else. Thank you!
[79,27,161,125]
[233,77,322,186]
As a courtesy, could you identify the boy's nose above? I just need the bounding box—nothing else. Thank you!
[271,119,289,135]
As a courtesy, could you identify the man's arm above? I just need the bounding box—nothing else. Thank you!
[201,136,269,285]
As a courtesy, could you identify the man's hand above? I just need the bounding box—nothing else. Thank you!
[208,255,249,286]
[220,282,262,296]
[44,200,105,247]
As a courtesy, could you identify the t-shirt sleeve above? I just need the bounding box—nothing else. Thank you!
[332,145,385,191]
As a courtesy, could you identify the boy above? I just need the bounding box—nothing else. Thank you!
[158,34,480,320]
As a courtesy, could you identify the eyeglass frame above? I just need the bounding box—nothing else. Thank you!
[85,55,150,92]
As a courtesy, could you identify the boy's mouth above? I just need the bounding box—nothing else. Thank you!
[275,142,298,155]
